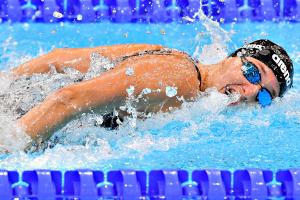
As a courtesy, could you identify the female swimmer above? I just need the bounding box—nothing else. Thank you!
[0,39,294,151]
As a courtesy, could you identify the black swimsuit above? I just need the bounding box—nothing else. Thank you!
[100,48,202,130]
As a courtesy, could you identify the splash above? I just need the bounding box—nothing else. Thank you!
[0,55,234,167]
[0,51,115,153]
[0,3,238,168]
[84,52,114,80]
[0,114,31,153]
[186,1,235,64]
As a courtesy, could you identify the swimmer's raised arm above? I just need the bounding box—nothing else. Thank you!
[18,53,200,142]
[11,44,163,76]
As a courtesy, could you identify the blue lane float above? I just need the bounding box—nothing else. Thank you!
[1,169,300,199]
[0,0,300,23]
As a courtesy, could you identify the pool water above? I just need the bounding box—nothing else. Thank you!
[0,19,299,172]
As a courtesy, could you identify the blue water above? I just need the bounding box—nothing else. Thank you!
[0,21,299,171]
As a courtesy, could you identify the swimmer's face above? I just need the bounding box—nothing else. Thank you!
[220,56,280,104]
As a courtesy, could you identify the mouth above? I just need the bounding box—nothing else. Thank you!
[222,85,242,105]
[222,85,234,96]
[224,86,232,95]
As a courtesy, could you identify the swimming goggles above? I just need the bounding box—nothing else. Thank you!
[241,57,273,107]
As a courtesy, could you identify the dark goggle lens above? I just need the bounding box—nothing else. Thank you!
[257,88,272,107]
[241,62,261,84]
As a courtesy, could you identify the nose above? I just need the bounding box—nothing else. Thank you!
[241,82,263,102]
[226,83,261,103]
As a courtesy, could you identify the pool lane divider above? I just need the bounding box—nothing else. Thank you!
[0,169,300,199]
[0,0,300,23]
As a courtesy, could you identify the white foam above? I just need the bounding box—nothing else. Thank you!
[0,73,13,94]
[0,114,31,153]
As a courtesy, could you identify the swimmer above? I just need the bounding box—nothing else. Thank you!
[0,39,294,151]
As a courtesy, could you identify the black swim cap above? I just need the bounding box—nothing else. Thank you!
[229,39,294,97]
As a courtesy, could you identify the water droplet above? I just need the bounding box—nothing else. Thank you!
[125,67,134,76]
[142,88,152,95]
[95,116,104,126]
[53,11,63,19]
[85,52,114,80]
[23,23,29,31]
[76,14,83,21]
[113,110,119,116]
[126,85,135,96]
[165,86,177,97]
[119,106,126,111]
[116,118,122,125]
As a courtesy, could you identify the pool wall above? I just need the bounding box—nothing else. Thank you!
[1,169,300,199]
[0,0,300,23]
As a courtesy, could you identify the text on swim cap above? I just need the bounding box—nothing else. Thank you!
[272,54,291,86]
[243,44,264,51]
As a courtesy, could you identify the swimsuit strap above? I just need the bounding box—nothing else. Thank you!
[114,48,202,90]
